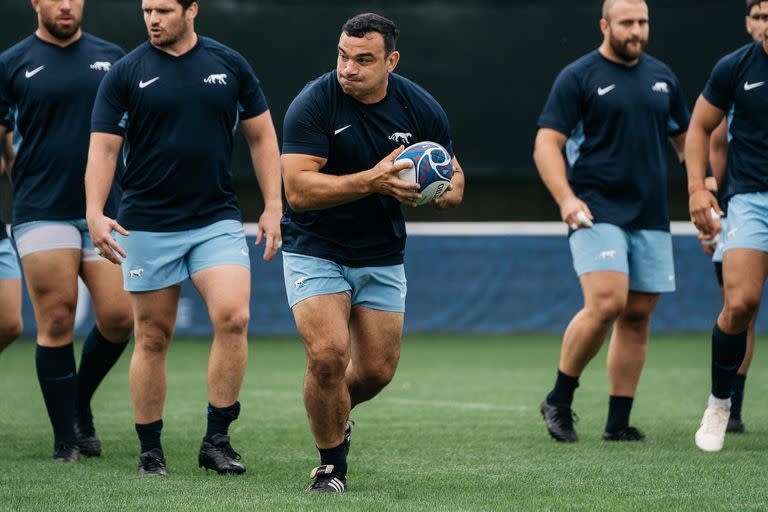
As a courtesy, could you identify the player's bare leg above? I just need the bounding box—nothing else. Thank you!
[129,285,179,474]
[603,291,659,440]
[293,292,352,491]
[346,307,403,408]
[75,259,133,455]
[0,278,22,353]
[696,249,768,451]
[22,249,81,461]
[542,270,628,442]
[191,265,250,475]
[728,313,756,432]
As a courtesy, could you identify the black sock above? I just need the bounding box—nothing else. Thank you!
[711,324,747,399]
[205,401,240,441]
[318,441,348,477]
[136,420,163,454]
[36,344,77,445]
[730,374,747,419]
[75,326,129,425]
[547,370,579,407]
[605,396,634,433]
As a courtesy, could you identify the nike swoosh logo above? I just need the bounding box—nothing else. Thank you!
[744,81,765,91]
[25,65,45,78]
[334,125,351,135]
[139,77,160,89]
[597,85,616,96]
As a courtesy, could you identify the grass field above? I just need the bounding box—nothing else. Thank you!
[1,334,767,511]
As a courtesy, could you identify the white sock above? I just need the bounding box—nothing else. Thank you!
[708,394,731,410]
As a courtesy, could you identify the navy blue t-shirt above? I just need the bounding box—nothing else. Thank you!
[0,34,124,226]
[91,36,268,231]
[537,51,690,231]
[703,42,768,203]
[281,71,453,267]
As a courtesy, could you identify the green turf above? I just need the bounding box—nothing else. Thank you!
[1,334,766,511]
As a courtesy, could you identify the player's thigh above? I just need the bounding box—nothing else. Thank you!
[349,306,404,372]
[721,248,768,309]
[19,248,80,316]
[80,258,132,327]
[292,293,352,358]
[0,278,22,333]
[190,264,251,329]
[578,271,629,315]
[626,230,675,293]
[130,286,182,350]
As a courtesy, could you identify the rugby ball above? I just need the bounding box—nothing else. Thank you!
[396,141,454,206]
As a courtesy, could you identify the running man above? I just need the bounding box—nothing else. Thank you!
[87,0,282,475]
[534,0,689,443]
[281,13,465,492]
[0,0,132,462]
[687,0,768,453]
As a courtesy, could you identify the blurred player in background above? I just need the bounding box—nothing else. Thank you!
[687,0,768,453]
[534,0,688,443]
[0,128,22,354]
[0,0,132,462]
[281,13,464,492]
[697,0,768,435]
[87,0,282,475]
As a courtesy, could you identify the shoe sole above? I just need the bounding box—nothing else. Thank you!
[198,460,246,475]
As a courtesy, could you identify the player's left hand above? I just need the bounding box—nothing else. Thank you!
[698,231,718,257]
[255,204,282,262]
[430,183,462,210]
[689,189,723,236]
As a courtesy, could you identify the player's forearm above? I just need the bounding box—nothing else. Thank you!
[709,142,727,188]
[685,123,712,194]
[249,142,283,210]
[284,167,374,212]
[534,144,575,208]
[85,140,119,216]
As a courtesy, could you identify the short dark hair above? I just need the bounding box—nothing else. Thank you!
[341,13,399,55]
[747,0,763,14]
[177,0,197,9]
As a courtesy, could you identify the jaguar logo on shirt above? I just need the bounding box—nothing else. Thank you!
[203,73,228,85]
[90,61,112,72]
[652,82,670,93]
[388,132,412,144]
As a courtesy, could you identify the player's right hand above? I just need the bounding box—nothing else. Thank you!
[369,146,422,206]
[689,189,723,236]
[87,213,129,265]
[560,196,593,230]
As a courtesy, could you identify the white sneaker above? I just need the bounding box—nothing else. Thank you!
[695,405,730,452]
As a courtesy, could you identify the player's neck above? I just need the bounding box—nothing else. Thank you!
[152,32,198,57]
[35,27,82,48]
[598,43,640,67]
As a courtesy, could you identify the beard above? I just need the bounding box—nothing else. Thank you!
[609,33,648,62]
[41,14,81,41]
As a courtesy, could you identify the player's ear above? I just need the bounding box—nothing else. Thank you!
[599,17,609,37]
[31,0,39,14]
[387,50,400,73]
[186,1,199,21]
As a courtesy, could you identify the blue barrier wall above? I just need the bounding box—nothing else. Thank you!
[19,232,745,337]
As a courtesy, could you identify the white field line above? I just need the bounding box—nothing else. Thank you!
[247,389,528,412]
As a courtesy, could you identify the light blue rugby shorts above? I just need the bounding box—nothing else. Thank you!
[282,252,407,312]
[569,223,675,293]
[721,192,768,254]
[115,220,250,292]
[0,238,21,279]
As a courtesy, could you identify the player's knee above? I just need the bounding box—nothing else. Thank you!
[617,307,652,331]
[213,308,249,337]
[360,365,396,391]
[724,295,759,327]
[43,303,76,339]
[587,295,626,324]
[135,324,172,354]
[307,347,347,386]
